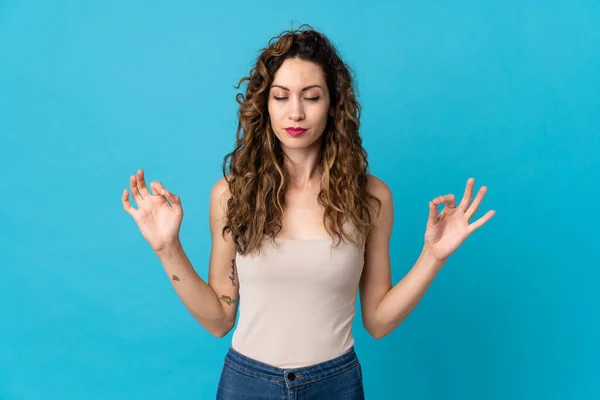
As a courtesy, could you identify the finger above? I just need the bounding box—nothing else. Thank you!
[427,200,439,226]
[431,195,454,219]
[150,181,166,197]
[468,210,496,233]
[447,194,456,208]
[136,169,151,198]
[465,186,487,221]
[122,189,138,217]
[457,178,475,212]
[130,175,142,201]
[433,194,456,209]
[163,188,182,209]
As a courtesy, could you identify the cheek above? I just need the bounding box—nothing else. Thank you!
[267,102,282,122]
[313,107,330,125]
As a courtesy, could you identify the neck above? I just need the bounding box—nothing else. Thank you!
[283,149,322,189]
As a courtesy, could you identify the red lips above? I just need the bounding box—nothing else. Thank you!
[285,127,307,136]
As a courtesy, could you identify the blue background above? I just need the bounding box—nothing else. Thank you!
[1,0,598,399]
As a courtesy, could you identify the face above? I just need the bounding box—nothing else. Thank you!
[267,58,332,150]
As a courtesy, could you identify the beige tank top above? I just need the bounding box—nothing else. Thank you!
[230,227,365,369]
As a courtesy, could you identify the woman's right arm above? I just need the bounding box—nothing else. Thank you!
[155,177,239,338]
[123,170,238,338]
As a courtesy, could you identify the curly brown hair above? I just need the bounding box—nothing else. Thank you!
[222,24,381,256]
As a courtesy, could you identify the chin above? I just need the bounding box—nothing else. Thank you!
[281,137,324,151]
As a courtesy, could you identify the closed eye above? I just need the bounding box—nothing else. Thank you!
[273,96,320,101]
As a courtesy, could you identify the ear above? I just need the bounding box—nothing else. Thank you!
[329,107,335,117]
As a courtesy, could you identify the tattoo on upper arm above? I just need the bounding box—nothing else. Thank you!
[229,258,236,287]
[172,275,180,281]
[220,295,237,305]
[220,259,237,306]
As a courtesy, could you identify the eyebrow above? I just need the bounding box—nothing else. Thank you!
[270,84,323,91]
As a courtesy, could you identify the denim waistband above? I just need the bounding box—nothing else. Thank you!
[224,346,359,388]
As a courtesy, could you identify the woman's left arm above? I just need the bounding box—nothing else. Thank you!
[359,176,495,339]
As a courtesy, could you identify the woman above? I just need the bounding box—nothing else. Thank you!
[122,25,495,399]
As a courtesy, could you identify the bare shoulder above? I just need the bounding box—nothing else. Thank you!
[211,175,233,207]
[212,175,232,195]
[366,174,393,204]
[209,175,234,238]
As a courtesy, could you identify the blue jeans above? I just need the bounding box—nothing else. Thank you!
[217,346,365,399]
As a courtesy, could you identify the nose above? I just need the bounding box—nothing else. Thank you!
[289,97,305,121]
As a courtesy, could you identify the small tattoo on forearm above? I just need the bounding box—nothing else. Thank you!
[220,295,237,305]
[172,275,180,281]
[229,258,236,287]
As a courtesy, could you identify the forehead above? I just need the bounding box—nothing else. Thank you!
[271,58,326,88]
